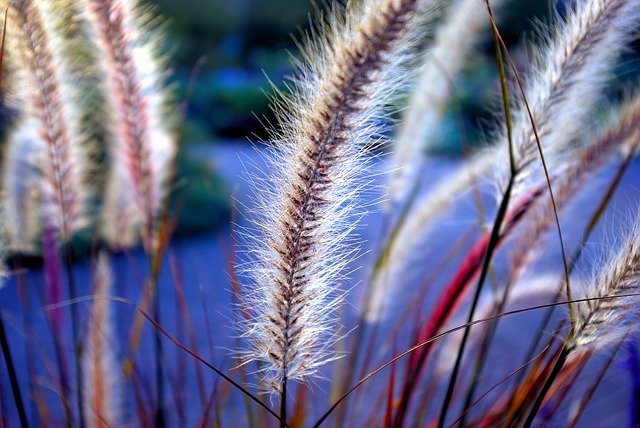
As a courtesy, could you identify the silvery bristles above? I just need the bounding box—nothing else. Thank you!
[571,212,640,349]
[496,0,640,198]
[421,0,640,249]
[82,0,176,250]
[6,0,87,240]
[509,89,640,283]
[365,0,640,322]
[1,119,44,254]
[240,0,440,393]
[389,0,505,205]
[82,251,119,427]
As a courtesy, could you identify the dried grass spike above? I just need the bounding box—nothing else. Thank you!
[241,0,440,393]
[8,0,87,239]
[572,213,640,349]
[82,0,176,249]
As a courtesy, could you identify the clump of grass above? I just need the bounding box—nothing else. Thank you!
[2,0,640,427]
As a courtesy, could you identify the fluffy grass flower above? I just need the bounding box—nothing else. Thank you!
[6,0,87,240]
[241,0,441,397]
[82,0,175,249]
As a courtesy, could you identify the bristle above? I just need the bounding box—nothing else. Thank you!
[572,213,640,349]
[390,0,505,204]
[81,0,176,249]
[241,0,440,393]
[82,251,119,427]
[7,0,87,240]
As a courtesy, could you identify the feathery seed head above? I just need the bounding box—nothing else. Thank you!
[368,0,640,323]
[511,89,640,281]
[6,0,88,240]
[241,0,440,392]
[82,0,176,249]
[572,213,640,349]
[500,0,640,196]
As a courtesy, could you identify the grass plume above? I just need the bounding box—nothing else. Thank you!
[82,0,175,250]
[7,0,87,240]
[241,0,441,409]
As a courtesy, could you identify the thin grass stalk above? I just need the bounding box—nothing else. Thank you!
[497,329,566,424]
[392,0,640,422]
[313,295,624,428]
[567,340,624,427]
[169,252,207,408]
[522,208,640,425]
[62,242,85,428]
[8,1,90,423]
[435,8,519,424]
[540,352,589,422]
[0,310,28,427]
[0,10,27,426]
[391,188,535,426]
[42,224,73,426]
[448,343,554,426]
[521,343,571,427]
[46,292,287,426]
[224,228,258,427]
[435,175,515,428]
[391,0,640,283]
[83,4,178,422]
[14,258,40,425]
[393,9,518,422]
[82,0,177,416]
